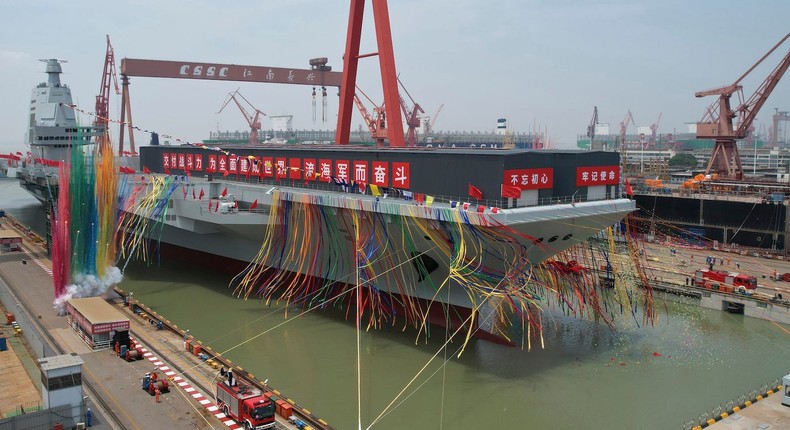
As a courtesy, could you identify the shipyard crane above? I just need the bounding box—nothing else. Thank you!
[695,31,790,179]
[649,112,662,148]
[770,109,790,145]
[619,110,635,150]
[586,106,598,150]
[429,104,444,133]
[396,78,424,147]
[95,35,121,155]
[217,90,266,145]
[353,86,387,147]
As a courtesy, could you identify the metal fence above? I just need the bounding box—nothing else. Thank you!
[683,378,783,429]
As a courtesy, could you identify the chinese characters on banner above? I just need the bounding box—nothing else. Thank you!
[160,151,413,189]
[576,166,619,186]
[503,168,553,190]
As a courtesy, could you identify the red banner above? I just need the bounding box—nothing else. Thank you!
[392,162,410,189]
[576,166,619,186]
[371,161,388,186]
[504,168,553,190]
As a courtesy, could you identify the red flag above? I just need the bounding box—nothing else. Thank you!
[501,184,521,199]
[221,187,227,197]
[625,179,634,197]
[143,166,151,174]
[192,188,196,199]
[198,188,205,200]
[223,170,230,177]
[415,193,425,204]
[468,184,483,200]
[249,199,258,210]
[214,201,219,212]
[182,185,187,199]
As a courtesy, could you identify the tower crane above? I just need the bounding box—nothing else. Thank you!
[95,35,121,155]
[695,31,790,179]
[217,90,266,145]
[353,86,387,147]
[586,106,598,149]
[619,110,635,150]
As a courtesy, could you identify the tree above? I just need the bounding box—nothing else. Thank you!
[668,153,698,168]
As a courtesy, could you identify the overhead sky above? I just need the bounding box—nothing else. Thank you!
[1,0,788,153]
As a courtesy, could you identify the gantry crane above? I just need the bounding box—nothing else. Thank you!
[770,109,790,145]
[695,32,790,179]
[353,86,387,146]
[95,35,121,155]
[217,90,267,145]
[586,106,598,149]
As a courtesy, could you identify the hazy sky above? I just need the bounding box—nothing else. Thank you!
[1,0,788,153]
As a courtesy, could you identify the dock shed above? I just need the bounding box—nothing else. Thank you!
[0,229,22,252]
[66,297,129,351]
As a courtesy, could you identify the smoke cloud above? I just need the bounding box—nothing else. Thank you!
[53,266,124,313]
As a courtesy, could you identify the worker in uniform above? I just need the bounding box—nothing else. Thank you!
[114,341,120,357]
[151,371,158,383]
[155,387,161,403]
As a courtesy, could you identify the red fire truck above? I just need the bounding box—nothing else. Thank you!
[216,373,276,430]
[693,269,758,290]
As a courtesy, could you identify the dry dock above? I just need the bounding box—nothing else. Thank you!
[0,214,317,429]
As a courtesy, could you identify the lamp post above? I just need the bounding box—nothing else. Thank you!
[184,329,190,342]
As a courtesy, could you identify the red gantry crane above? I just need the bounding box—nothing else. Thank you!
[217,90,267,145]
[95,35,121,155]
[695,31,790,179]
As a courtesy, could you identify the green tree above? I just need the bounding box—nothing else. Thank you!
[668,153,698,168]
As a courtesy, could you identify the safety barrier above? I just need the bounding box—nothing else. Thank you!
[115,287,335,430]
[683,378,783,429]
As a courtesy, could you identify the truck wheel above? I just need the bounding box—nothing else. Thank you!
[223,405,229,417]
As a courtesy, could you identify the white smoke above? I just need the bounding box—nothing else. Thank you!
[54,266,124,313]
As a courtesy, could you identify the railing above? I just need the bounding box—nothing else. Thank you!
[202,175,624,211]
[683,378,783,429]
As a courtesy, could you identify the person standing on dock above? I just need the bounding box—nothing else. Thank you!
[155,387,161,403]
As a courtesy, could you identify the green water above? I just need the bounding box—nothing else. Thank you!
[120,259,790,430]
[4,179,789,429]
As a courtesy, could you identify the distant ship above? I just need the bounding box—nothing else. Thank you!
[16,59,103,204]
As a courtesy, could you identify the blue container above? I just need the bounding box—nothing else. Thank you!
[0,336,6,352]
[120,345,128,358]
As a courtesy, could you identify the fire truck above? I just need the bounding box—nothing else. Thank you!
[216,372,276,430]
[693,269,757,290]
